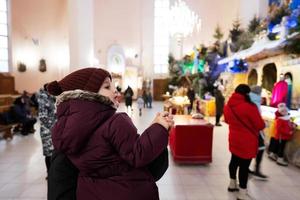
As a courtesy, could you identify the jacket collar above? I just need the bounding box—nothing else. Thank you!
[56,89,115,108]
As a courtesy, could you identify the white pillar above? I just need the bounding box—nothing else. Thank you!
[68,0,94,72]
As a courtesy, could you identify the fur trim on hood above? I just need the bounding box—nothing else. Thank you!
[56,89,115,108]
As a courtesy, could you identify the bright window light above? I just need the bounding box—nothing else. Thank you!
[0,0,6,12]
[0,60,8,72]
[0,36,7,48]
[0,0,8,72]
[154,0,169,74]
[0,24,7,35]
[168,0,201,38]
[0,11,7,24]
[0,48,8,59]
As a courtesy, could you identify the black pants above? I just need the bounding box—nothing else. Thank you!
[45,156,51,173]
[21,118,37,134]
[277,140,287,158]
[229,154,252,189]
[255,150,264,172]
[215,114,221,124]
[254,133,265,172]
[268,137,278,154]
[268,138,288,158]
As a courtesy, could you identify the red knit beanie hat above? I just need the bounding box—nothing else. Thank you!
[47,68,111,96]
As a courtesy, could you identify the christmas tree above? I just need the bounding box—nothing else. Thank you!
[248,16,261,34]
[230,19,244,43]
[213,24,224,42]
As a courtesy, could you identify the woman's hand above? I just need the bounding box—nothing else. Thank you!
[162,111,174,129]
[152,112,174,130]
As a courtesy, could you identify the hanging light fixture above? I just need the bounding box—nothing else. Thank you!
[168,0,201,38]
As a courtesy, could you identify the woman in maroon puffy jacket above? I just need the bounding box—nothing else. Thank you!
[47,68,173,200]
[224,84,265,200]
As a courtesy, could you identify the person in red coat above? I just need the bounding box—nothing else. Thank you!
[224,84,265,200]
[269,103,296,166]
[47,68,174,200]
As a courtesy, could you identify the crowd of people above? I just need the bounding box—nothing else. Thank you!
[224,83,297,200]
[1,67,298,200]
[123,85,153,116]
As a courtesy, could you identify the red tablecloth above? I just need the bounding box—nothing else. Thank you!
[169,115,214,164]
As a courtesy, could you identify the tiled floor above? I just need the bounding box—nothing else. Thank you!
[0,102,300,200]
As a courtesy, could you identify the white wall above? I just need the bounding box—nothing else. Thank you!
[140,0,154,78]
[11,0,68,93]
[93,0,142,68]
[93,0,250,76]
[239,0,269,28]
[258,0,269,19]
[9,0,267,92]
[182,0,269,55]
[176,0,240,56]
[68,0,94,71]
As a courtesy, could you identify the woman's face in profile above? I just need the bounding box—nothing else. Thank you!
[98,77,120,108]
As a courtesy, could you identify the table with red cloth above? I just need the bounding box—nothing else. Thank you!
[169,115,214,164]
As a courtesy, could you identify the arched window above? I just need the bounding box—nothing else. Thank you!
[248,69,258,86]
[0,0,8,72]
[262,63,277,92]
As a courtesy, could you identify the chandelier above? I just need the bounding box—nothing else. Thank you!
[168,0,201,38]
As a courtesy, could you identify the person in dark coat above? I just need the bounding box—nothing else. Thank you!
[187,87,195,114]
[214,85,225,126]
[124,86,134,111]
[147,90,153,108]
[13,97,37,135]
[142,90,148,108]
[21,90,33,114]
[224,84,265,200]
[47,68,173,200]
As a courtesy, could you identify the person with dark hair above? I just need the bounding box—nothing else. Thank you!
[21,90,33,114]
[30,93,39,110]
[142,90,148,108]
[37,84,56,178]
[124,86,134,111]
[214,85,225,126]
[187,87,195,114]
[224,84,265,200]
[47,68,173,200]
[13,97,37,135]
[147,90,153,108]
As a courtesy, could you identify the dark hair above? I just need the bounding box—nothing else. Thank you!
[235,84,253,104]
[14,97,25,106]
[47,81,63,96]
[43,83,49,91]
[235,84,250,94]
